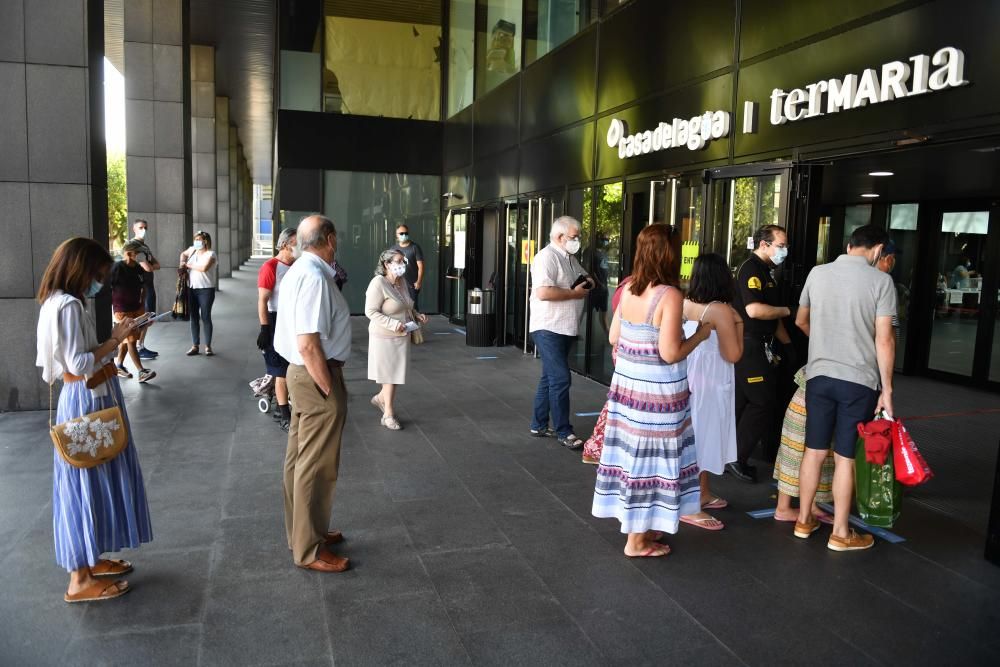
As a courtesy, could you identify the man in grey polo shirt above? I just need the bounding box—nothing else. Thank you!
[793,224,897,552]
[528,216,594,449]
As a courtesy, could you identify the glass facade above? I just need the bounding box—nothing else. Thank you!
[322,171,441,313]
[583,183,623,384]
[476,0,522,98]
[323,17,441,119]
[280,50,322,112]
[525,1,597,64]
[448,0,476,116]
[726,175,782,269]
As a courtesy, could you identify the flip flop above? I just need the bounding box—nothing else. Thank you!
[90,558,133,577]
[680,514,725,531]
[814,510,834,525]
[702,496,729,510]
[64,580,130,604]
[370,395,385,414]
[581,454,600,465]
[625,543,671,558]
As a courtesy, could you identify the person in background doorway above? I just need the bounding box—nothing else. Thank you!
[273,215,352,573]
[36,238,152,603]
[773,238,900,523]
[257,228,297,431]
[130,219,160,360]
[365,249,428,431]
[728,224,793,483]
[529,216,594,450]
[679,254,743,530]
[794,224,897,552]
[392,225,424,307]
[583,233,612,336]
[111,241,156,383]
[951,256,974,289]
[180,231,217,356]
[592,224,709,558]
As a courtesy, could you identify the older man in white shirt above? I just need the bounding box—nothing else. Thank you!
[528,216,594,450]
[274,215,352,573]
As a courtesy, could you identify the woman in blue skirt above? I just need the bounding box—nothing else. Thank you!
[36,238,153,603]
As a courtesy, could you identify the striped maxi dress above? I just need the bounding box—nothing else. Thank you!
[592,286,700,534]
[773,367,834,501]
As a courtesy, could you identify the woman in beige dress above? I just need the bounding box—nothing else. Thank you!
[365,249,428,430]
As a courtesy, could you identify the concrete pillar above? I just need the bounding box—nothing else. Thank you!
[0,0,107,411]
[215,96,231,277]
[124,0,190,310]
[236,143,245,264]
[229,126,238,269]
[190,44,216,284]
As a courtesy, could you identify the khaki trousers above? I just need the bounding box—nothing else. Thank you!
[284,363,347,565]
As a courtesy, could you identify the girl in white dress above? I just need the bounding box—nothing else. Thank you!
[680,254,743,530]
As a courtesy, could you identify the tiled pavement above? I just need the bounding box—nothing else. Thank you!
[1,259,999,666]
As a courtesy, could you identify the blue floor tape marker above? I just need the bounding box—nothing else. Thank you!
[817,502,906,544]
[476,356,497,360]
[575,411,602,417]
[433,332,453,335]
[747,508,777,519]
[452,328,466,335]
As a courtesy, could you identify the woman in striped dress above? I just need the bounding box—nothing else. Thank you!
[36,238,153,603]
[592,225,710,558]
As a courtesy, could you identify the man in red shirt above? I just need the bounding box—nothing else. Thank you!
[257,228,298,430]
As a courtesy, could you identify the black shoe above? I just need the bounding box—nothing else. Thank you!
[557,434,584,450]
[726,462,757,483]
[278,419,290,432]
[530,427,556,438]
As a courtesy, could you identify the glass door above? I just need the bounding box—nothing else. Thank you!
[585,182,624,383]
[927,206,998,382]
[444,210,468,324]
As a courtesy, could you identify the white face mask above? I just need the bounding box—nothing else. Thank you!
[564,238,581,255]
[771,246,788,265]
[193,240,204,250]
[134,228,147,240]
[389,263,407,278]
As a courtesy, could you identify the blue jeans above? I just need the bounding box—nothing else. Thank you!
[189,287,215,346]
[531,330,574,438]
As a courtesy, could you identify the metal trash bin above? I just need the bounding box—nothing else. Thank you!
[466,288,496,346]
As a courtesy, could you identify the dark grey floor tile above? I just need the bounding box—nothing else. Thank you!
[0,592,83,665]
[73,548,211,636]
[458,468,566,516]
[63,625,201,666]
[201,569,330,666]
[214,514,294,584]
[320,525,434,603]
[222,468,284,519]
[326,592,470,666]
[462,617,604,667]
[395,496,509,554]
[422,544,567,635]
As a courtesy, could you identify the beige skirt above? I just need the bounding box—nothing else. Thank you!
[368,334,409,385]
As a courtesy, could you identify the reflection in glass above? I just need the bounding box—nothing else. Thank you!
[585,183,624,384]
[727,175,782,269]
[448,0,476,116]
[280,51,322,111]
[568,188,593,375]
[322,171,440,314]
[476,0,522,98]
[525,1,597,64]
[928,211,988,377]
[324,15,441,119]
[887,204,918,371]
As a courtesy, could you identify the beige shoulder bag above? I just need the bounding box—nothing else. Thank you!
[48,345,128,468]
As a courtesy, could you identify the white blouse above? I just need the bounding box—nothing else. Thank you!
[185,248,217,289]
[36,292,111,397]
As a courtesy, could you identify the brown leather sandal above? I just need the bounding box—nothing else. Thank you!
[64,579,130,603]
[91,558,133,577]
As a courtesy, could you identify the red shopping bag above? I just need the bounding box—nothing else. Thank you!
[892,419,934,486]
[857,418,893,465]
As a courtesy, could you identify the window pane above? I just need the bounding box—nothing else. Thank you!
[525,1,597,64]
[568,188,593,375]
[323,171,441,313]
[887,204,919,371]
[324,16,441,120]
[280,51,322,111]
[476,0,522,98]
[448,0,476,116]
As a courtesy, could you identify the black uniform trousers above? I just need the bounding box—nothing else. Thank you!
[734,335,779,465]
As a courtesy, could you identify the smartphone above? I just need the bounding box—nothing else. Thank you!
[132,311,171,329]
[571,274,592,289]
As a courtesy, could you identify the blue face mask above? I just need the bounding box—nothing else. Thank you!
[85,280,103,298]
[193,240,204,250]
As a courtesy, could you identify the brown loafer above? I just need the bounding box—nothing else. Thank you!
[325,530,344,545]
[299,548,350,573]
[828,529,875,552]
[793,517,820,539]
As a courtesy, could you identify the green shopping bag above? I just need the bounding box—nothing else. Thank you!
[855,436,902,527]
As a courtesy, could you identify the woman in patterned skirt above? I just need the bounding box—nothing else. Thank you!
[36,238,153,603]
[592,224,709,558]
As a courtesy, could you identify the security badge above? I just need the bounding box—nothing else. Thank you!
[747,276,762,290]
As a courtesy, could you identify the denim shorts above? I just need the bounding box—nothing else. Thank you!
[804,375,878,459]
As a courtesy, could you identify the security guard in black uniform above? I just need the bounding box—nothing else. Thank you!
[728,224,792,483]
